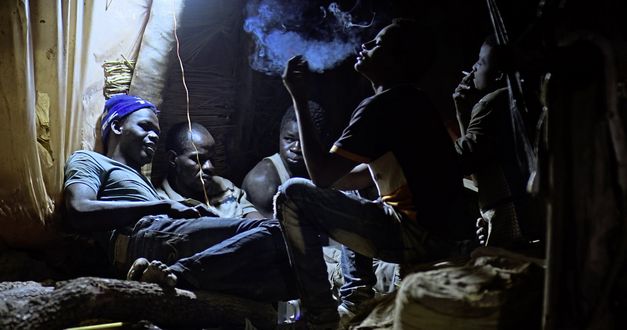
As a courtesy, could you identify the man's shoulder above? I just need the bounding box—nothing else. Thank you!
[363,85,429,110]
[66,150,105,166]
[153,178,169,199]
[68,149,98,159]
[67,150,123,169]
[480,87,509,104]
[211,175,238,192]
[252,158,280,178]
[383,84,425,98]
[63,151,107,189]
[243,158,281,187]
[470,88,509,118]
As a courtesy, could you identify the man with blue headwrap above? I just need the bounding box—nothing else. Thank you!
[63,94,297,303]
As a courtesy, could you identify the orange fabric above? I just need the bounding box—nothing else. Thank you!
[381,184,416,221]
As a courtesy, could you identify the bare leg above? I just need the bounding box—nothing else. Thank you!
[127,258,177,287]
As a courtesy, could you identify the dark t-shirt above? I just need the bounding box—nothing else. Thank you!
[331,85,465,238]
[64,150,162,202]
[64,150,162,247]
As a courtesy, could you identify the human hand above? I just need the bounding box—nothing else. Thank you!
[453,70,478,108]
[193,203,219,217]
[166,200,202,219]
[282,55,309,102]
[476,217,488,246]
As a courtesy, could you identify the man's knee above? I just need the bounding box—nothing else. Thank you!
[275,178,313,207]
[277,177,315,200]
[274,178,314,223]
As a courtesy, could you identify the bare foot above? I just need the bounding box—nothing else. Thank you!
[127,257,150,281]
[127,258,177,287]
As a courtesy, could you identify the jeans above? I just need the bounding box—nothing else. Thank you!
[339,245,376,311]
[275,178,457,318]
[125,215,297,301]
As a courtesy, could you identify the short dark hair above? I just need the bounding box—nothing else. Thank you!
[166,122,211,154]
[280,100,329,143]
[387,18,436,80]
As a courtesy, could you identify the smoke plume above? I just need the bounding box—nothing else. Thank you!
[244,0,372,75]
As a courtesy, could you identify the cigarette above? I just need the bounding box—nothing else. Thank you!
[462,71,471,76]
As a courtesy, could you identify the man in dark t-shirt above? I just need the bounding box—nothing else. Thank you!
[332,85,465,236]
[275,18,469,328]
[63,95,297,304]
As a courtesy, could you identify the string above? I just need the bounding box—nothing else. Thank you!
[172,0,211,208]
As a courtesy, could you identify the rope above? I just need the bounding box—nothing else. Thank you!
[102,57,135,99]
[172,0,211,208]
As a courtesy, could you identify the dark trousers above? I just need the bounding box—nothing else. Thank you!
[124,215,297,302]
[275,178,457,316]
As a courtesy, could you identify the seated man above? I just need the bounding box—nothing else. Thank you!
[158,122,261,219]
[243,103,399,314]
[276,18,470,328]
[453,36,538,247]
[63,94,296,303]
[242,101,326,218]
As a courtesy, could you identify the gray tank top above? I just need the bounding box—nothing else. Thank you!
[265,153,291,184]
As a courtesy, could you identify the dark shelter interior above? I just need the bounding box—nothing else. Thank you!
[150,0,517,184]
[1,0,626,329]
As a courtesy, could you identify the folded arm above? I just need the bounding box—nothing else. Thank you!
[64,183,202,232]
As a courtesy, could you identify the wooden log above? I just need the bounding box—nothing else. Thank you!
[0,277,276,330]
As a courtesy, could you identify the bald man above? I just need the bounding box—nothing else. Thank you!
[157,122,262,219]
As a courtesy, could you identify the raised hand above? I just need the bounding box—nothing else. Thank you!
[282,55,309,102]
[452,70,476,102]
[453,70,479,129]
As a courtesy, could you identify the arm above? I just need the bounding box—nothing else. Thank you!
[453,72,479,136]
[65,183,201,232]
[241,160,280,218]
[230,176,266,220]
[454,91,503,175]
[332,163,374,191]
[283,56,359,187]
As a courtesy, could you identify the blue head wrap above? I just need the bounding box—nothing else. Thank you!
[101,95,158,143]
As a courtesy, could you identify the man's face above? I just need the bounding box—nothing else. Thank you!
[172,129,216,195]
[279,120,305,176]
[354,24,398,81]
[472,43,498,91]
[118,108,160,167]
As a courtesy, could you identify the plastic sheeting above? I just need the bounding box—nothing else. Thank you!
[130,0,184,108]
[0,0,155,247]
[130,0,186,179]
